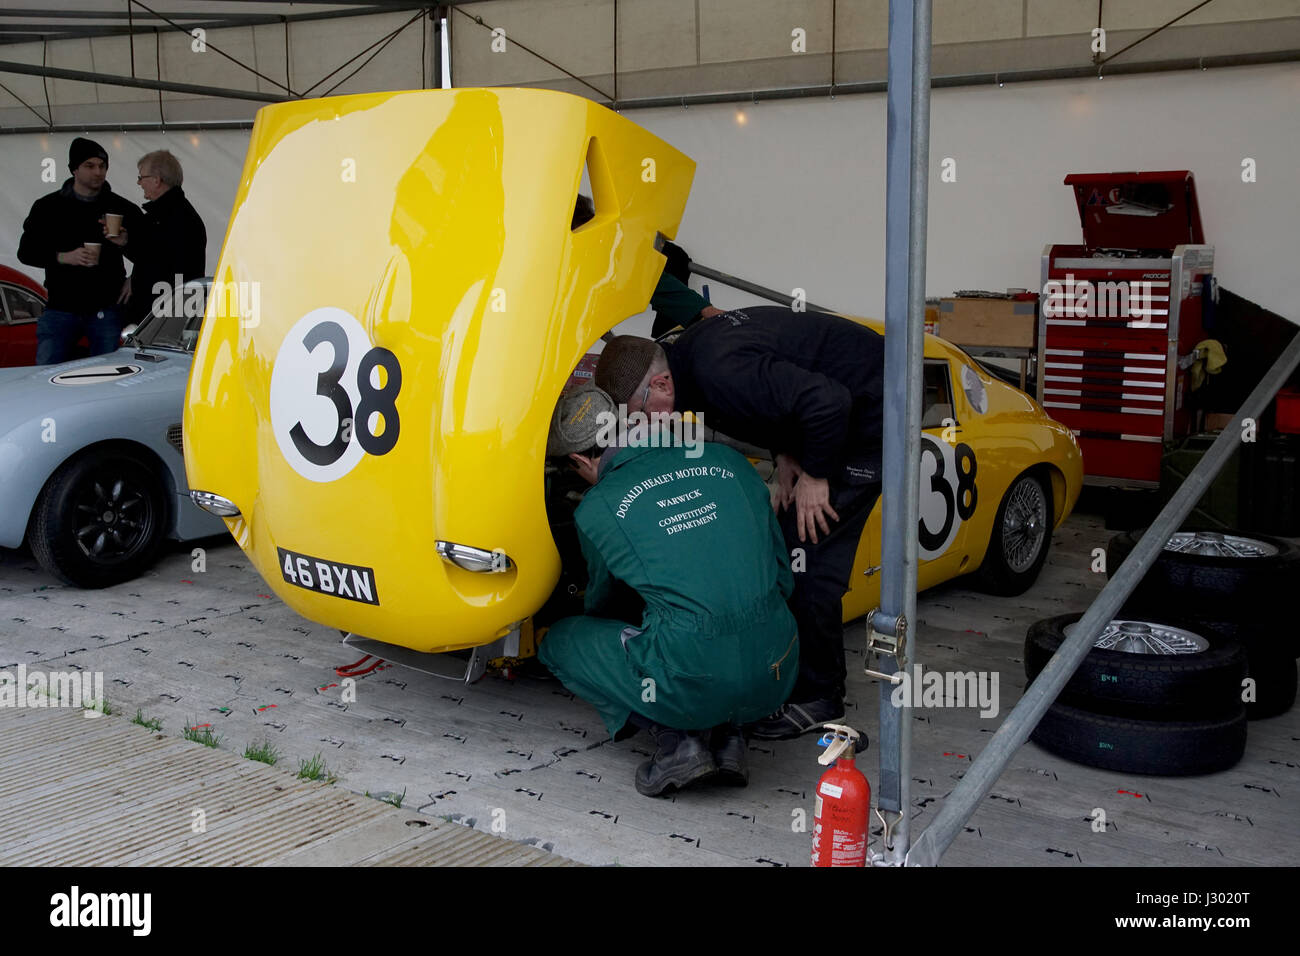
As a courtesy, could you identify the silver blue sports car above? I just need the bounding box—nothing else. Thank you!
[0,281,225,588]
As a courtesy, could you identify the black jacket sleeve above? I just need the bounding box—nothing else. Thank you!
[17,196,58,270]
[696,349,853,480]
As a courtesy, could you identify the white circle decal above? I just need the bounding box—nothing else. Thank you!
[917,434,978,560]
[269,308,374,483]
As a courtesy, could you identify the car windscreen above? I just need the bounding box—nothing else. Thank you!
[132,284,207,353]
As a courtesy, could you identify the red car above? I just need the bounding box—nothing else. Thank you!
[0,265,46,367]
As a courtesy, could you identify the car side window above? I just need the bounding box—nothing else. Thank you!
[921,359,954,429]
[2,285,43,324]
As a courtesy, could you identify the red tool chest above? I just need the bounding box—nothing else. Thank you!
[1037,170,1215,487]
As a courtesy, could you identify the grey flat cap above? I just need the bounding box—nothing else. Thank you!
[547,384,616,456]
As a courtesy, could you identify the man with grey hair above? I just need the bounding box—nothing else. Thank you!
[539,384,798,797]
[104,149,206,322]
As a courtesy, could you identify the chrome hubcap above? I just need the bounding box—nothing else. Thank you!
[1066,619,1209,655]
[1002,479,1047,573]
[1164,530,1277,558]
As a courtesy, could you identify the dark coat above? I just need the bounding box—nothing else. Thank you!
[125,185,207,321]
[17,179,142,315]
[665,305,886,482]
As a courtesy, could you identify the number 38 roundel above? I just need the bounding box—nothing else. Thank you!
[269,308,402,483]
[917,433,977,559]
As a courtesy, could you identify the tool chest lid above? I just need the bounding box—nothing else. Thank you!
[1064,170,1204,250]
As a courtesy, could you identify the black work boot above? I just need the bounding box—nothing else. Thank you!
[709,724,749,787]
[634,725,716,797]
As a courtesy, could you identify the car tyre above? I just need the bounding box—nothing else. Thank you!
[1106,528,1300,640]
[28,448,167,588]
[1030,701,1247,776]
[1023,613,1247,720]
[976,470,1052,596]
[1182,617,1297,719]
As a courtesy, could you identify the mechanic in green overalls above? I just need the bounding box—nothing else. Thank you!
[539,385,799,797]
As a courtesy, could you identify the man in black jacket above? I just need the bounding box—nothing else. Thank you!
[108,150,206,323]
[17,137,142,364]
[595,306,887,739]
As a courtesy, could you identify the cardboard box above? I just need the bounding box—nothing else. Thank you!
[1203,412,1234,432]
[938,297,1036,348]
[924,304,940,337]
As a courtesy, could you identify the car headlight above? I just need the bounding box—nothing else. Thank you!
[435,541,514,573]
[189,490,241,517]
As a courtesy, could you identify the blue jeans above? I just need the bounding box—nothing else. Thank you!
[35,307,123,365]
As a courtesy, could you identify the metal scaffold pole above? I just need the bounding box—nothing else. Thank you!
[874,0,932,866]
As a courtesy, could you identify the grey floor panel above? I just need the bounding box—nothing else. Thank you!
[1,517,1297,867]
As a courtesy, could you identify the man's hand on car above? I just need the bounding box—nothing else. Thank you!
[794,472,839,544]
[772,452,801,512]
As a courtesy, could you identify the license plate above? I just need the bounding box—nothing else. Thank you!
[277,547,379,605]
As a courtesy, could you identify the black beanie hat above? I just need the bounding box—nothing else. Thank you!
[68,137,108,172]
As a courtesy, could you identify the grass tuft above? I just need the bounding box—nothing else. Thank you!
[297,752,337,783]
[182,723,222,748]
[243,739,280,765]
[131,709,162,731]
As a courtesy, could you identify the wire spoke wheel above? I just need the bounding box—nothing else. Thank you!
[1065,619,1210,655]
[1001,477,1047,573]
[1163,530,1278,558]
[977,471,1053,596]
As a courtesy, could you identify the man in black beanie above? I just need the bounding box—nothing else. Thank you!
[17,137,143,364]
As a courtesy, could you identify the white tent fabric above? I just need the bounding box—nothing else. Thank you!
[2,1,1297,131]
[0,2,435,130]
[448,0,1300,103]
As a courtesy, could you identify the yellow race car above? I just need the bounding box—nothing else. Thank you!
[184,88,1082,673]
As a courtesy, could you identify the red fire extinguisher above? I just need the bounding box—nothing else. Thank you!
[811,723,870,867]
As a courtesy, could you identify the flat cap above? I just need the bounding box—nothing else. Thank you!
[594,335,658,406]
[547,384,616,456]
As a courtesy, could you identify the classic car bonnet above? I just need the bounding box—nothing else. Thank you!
[183,88,695,652]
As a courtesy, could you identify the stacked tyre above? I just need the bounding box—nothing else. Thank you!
[1025,613,1249,775]
[1106,529,1299,720]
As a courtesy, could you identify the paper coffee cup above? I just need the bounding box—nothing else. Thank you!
[105,213,123,237]
[83,242,101,264]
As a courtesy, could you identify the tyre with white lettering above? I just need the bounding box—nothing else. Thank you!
[1030,701,1247,776]
[1025,614,1246,720]
[28,446,167,588]
[976,469,1052,596]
